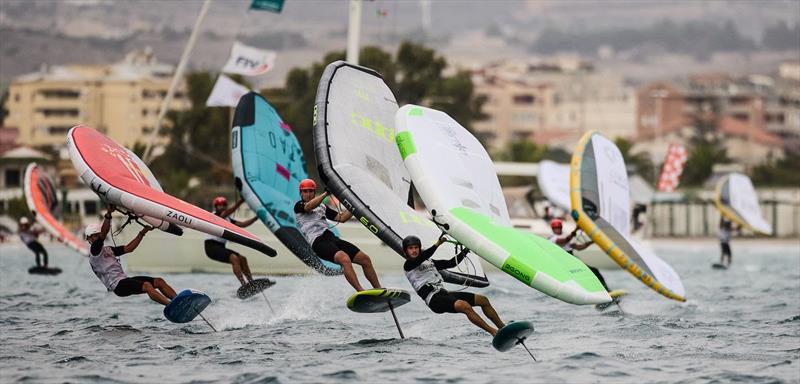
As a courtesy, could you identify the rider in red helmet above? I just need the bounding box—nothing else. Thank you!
[547,218,608,291]
[294,179,381,292]
[204,195,259,287]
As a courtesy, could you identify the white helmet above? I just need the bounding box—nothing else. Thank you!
[19,217,30,225]
[84,223,102,239]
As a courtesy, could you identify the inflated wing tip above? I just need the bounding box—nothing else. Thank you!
[164,223,183,236]
[223,230,277,257]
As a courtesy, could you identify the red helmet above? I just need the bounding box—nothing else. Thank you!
[212,196,227,207]
[299,179,316,192]
[550,219,563,229]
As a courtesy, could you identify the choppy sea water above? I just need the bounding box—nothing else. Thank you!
[1,240,798,383]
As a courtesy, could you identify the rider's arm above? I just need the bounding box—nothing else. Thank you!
[301,192,328,212]
[434,247,469,269]
[220,198,245,218]
[573,240,593,251]
[234,216,259,227]
[122,227,151,254]
[335,210,352,223]
[99,204,115,240]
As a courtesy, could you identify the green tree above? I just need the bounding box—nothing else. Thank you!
[149,72,252,201]
[751,148,800,186]
[681,108,729,186]
[395,42,447,105]
[261,42,486,184]
[493,139,547,186]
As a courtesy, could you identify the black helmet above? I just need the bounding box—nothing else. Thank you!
[402,235,422,251]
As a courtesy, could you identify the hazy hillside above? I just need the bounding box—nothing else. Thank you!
[1,0,798,88]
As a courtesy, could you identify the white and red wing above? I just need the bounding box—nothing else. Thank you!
[67,126,275,256]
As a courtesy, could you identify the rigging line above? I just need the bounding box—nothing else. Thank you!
[166,141,233,173]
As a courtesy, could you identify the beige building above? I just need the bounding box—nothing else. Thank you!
[472,58,636,152]
[636,65,798,166]
[3,48,189,149]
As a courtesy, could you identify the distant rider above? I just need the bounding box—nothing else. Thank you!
[402,235,505,336]
[205,196,259,286]
[718,218,738,267]
[294,179,381,292]
[548,219,610,292]
[86,204,177,306]
[18,216,49,269]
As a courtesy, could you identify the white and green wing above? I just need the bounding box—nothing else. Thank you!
[396,105,610,305]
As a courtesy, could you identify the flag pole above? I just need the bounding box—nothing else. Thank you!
[346,0,362,64]
[143,0,213,164]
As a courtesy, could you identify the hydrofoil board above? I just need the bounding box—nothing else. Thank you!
[164,289,211,323]
[595,289,627,311]
[28,266,62,275]
[492,321,535,352]
[237,278,275,300]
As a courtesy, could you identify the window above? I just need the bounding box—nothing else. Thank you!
[84,200,98,216]
[39,90,80,99]
[4,169,21,188]
[513,94,535,105]
[38,108,79,117]
[732,113,748,122]
[48,126,72,135]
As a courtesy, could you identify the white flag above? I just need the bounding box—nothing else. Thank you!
[205,74,250,107]
[222,41,277,76]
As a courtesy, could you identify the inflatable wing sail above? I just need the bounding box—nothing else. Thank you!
[23,163,88,255]
[714,173,771,236]
[570,131,685,302]
[231,92,342,275]
[537,160,571,212]
[396,105,610,305]
[314,61,487,287]
[67,125,276,257]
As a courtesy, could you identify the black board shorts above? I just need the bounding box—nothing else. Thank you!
[312,231,360,263]
[26,241,46,254]
[114,276,155,297]
[721,242,732,256]
[204,240,239,264]
[428,290,477,314]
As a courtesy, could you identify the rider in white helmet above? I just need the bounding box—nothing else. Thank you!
[18,216,49,268]
[85,204,177,306]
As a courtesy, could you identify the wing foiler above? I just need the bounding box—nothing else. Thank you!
[714,173,772,236]
[570,131,685,302]
[23,163,88,255]
[314,61,488,287]
[396,105,609,305]
[66,125,276,257]
[231,91,342,274]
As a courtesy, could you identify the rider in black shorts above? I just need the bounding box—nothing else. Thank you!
[18,217,49,268]
[402,235,506,336]
[204,196,259,286]
[294,179,381,292]
[86,204,178,306]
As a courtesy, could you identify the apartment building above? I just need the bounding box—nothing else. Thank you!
[3,48,189,150]
[636,63,799,165]
[472,58,636,152]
